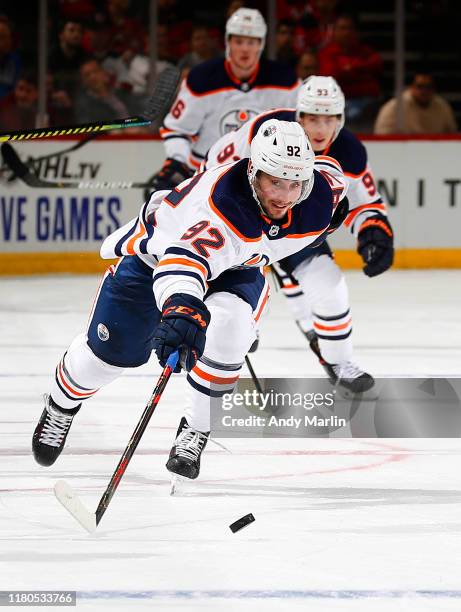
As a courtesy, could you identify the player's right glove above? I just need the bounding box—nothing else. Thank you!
[150,158,194,192]
[357,214,394,277]
[153,293,210,372]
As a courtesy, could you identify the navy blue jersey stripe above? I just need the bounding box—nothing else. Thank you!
[164,246,212,279]
[114,218,138,257]
[153,269,207,293]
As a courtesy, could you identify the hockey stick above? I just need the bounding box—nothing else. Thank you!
[54,350,179,533]
[0,65,180,142]
[245,355,263,395]
[1,142,156,190]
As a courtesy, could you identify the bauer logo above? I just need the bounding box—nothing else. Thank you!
[97,323,110,342]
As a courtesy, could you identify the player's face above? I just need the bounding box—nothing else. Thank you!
[228,35,262,74]
[298,114,339,152]
[255,172,302,220]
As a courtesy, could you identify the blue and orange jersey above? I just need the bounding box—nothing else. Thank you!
[160,57,299,171]
[101,159,345,310]
[206,110,388,237]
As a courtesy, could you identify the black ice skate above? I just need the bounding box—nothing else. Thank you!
[166,417,209,480]
[303,328,375,394]
[32,395,80,466]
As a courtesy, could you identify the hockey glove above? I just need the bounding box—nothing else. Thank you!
[153,293,210,372]
[357,214,394,277]
[150,158,194,192]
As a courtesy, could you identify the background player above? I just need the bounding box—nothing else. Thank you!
[151,8,299,192]
[32,120,347,482]
[205,76,394,393]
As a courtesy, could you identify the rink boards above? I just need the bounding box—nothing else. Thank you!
[1,135,460,274]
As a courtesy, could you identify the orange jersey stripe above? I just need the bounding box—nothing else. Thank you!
[208,167,262,243]
[156,257,208,280]
[254,284,270,322]
[285,226,328,239]
[126,220,147,255]
[315,155,342,171]
[345,203,386,227]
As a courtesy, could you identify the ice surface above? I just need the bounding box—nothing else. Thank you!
[1,270,461,611]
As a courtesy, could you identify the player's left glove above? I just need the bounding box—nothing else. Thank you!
[357,214,394,277]
[153,293,210,372]
[150,158,194,192]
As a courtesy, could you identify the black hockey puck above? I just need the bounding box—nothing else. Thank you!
[229,513,255,533]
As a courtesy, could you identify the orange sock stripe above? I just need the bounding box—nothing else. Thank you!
[313,318,352,332]
[58,362,98,398]
[192,365,240,385]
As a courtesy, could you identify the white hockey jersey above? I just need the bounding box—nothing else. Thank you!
[205,108,389,237]
[160,57,299,171]
[101,158,347,310]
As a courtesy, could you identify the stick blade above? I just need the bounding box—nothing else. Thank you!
[1,142,29,178]
[54,480,97,534]
[144,65,181,127]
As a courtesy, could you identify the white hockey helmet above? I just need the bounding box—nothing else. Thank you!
[296,76,345,139]
[225,8,267,55]
[248,119,316,207]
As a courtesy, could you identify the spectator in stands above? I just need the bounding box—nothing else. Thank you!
[0,70,37,129]
[275,20,297,67]
[82,0,146,67]
[103,31,175,98]
[104,0,146,57]
[0,17,22,99]
[374,72,458,134]
[178,25,220,73]
[158,0,193,61]
[296,50,319,81]
[49,21,90,96]
[57,0,96,22]
[318,14,383,122]
[278,0,339,55]
[74,58,136,122]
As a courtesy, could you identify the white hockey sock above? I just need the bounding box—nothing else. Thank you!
[51,333,125,409]
[184,292,256,432]
[272,263,313,333]
[294,255,353,364]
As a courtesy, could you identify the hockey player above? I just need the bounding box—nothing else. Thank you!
[152,7,299,192]
[32,120,347,481]
[204,76,394,393]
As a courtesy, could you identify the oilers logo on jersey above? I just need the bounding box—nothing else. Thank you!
[219,109,259,135]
